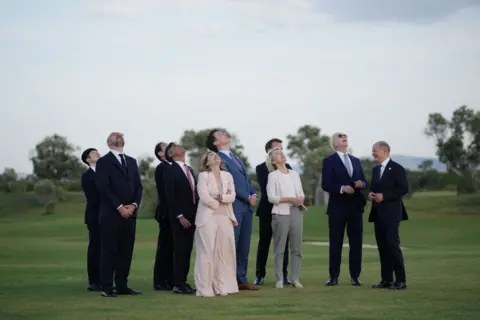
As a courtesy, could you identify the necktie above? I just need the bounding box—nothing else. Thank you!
[229,152,243,170]
[185,164,196,204]
[343,153,352,177]
[119,153,127,169]
[376,164,382,180]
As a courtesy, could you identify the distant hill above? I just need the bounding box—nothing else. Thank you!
[289,155,446,173]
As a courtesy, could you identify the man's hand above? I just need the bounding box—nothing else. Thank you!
[178,216,192,229]
[248,195,257,206]
[297,196,305,204]
[119,206,130,219]
[342,185,355,194]
[368,192,376,201]
[232,220,238,227]
[354,180,364,188]
[374,193,384,203]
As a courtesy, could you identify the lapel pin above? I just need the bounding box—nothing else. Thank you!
[388,167,391,170]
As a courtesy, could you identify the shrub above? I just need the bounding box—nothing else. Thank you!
[6,181,27,193]
[33,180,58,215]
[60,179,82,192]
[138,179,157,219]
[55,185,68,202]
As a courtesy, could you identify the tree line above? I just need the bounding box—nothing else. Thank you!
[0,105,478,215]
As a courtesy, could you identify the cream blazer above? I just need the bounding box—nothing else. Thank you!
[195,171,237,227]
[267,169,305,215]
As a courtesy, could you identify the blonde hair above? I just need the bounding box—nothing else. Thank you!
[330,132,343,151]
[266,148,282,172]
[200,149,225,172]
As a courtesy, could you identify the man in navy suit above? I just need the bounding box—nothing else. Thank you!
[368,141,409,290]
[206,129,259,290]
[321,132,367,286]
[152,141,174,291]
[80,148,102,292]
[95,132,143,297]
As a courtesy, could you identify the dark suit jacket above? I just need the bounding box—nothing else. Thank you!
[95,152,143,220]
[154,161,170,223]
[321,153,367,215]
[164,161,199,222]
[255,162,292,216]
[368,159,409,223]
[81,168,101,227]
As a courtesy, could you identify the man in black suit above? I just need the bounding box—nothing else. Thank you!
[163,142,198,294]
[254,138,291,286]
[80,148,102,292]
[368,141,409,290]
[95,132,143,297]
[152,141,174,291]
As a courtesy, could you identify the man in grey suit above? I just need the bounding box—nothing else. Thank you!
[206,129,259,290]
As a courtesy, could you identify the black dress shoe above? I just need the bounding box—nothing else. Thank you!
[283,278,292,285]
[101,290,117,297]
[325,278,338,286]
[154,283,173,291]
[87,284,102,292]
[173,285,194,294]
[351,278,362,286]
[389,282,407,290]
[254,277,265,286]
[372,280,394,289]
[116,287,143,295]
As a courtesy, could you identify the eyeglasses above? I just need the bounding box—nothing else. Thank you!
[338,134,347,138]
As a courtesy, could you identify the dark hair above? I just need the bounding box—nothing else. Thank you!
[81,148,97,166]
[164,142,175,162]
[154,141,166,161]
[265,138,283,153]
[205,129,219,152]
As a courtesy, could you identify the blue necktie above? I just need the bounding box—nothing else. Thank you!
[229,152,243,170]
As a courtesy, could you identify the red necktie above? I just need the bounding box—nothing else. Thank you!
[185,164,196,204]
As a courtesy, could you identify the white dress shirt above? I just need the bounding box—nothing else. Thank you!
[379,157,391,178]
[175,161,195,219]
[90,166,96,172]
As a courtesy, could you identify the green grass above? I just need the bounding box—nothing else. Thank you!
[1,192,480,319]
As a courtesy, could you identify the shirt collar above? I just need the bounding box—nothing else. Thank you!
[110,149,123,156]
[380,157,391,167]
[219,150,231,157]
[175,160,185,167]
[89,166,96,172]
[336,151,349,157]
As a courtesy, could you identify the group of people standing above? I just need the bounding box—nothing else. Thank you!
[80,129,409,298]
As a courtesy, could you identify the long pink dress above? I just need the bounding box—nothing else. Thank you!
[194,171,238,297]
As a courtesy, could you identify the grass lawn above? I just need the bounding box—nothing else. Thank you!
[0,192,479,320]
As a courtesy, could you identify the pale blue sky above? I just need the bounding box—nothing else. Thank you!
[1,0,479,173]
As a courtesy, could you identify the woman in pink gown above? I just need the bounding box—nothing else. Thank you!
[194,150,239,297]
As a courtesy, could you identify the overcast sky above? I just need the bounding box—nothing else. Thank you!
[1,0,479,173]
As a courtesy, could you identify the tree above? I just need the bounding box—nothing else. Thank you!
[1,168,17,182]
[30,134,83,181]
[286,125,332,202]
[138,156,155,179]
[425,105,480,193]
[180,128,250,173]
[418,159,434,172]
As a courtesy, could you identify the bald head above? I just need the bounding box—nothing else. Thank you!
[107,132,125,151]
[372,141,391,163]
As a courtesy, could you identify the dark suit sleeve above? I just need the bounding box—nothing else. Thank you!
[154,165,163,203]
[357,159,369,189]
[321,157,342,194]
[383,164,409,202]
[95,158,122,209]
[163,168,179,217]
[133,162,143,207]
[256,164,267,196]
[81,173,98,205]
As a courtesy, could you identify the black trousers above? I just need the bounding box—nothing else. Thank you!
[100,217,136,291]
[374,219,406,283]
[153,217,174,287]
[255,214,289,279]
[328,211,363,279]
[87,224,102,286]
[170,216,195,287]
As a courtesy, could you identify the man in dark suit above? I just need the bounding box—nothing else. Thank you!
[152,141,174,291]
[95,132,143,297]
[321,132,367,286]
[206,129,259,290]
[368,141,409,290]
[80,148,102,292]
[254,138,291,286]
[163,142,198,294]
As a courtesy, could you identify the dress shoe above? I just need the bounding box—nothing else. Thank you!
[173,285,194,294]
[372,280,394,289]
[154,283,173,291]
[87,284,102,292]
[116,287,142,295]
[254,277,265,286]
[101,290,117,297]
[185,283,196,293]
[238,283,259,290]
[389,282,407,290]
[325,278,338,286]
[351,278,362,286]
[283,278,292,285]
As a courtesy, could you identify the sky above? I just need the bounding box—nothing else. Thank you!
[1,0,479,173]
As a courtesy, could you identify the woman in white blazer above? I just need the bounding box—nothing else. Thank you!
[194,150,239,297]
[266,148,306,289]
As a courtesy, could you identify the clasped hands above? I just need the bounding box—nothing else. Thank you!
[368,192,384,203]
[342,180,364,194]
[289,196,304,206]
[119,204,136,219]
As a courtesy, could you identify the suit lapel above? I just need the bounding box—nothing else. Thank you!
[108,152,127,176]
[334,153,351,178]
